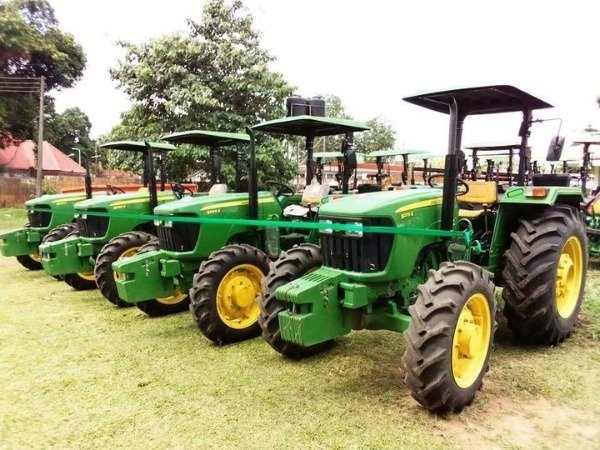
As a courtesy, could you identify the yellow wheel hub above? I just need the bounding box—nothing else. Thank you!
[452,293,491,389]
[77,270,96,281]
[157,287,187,305]
[556,236,583,319]
[29,252,42,263]
[216,263,263,329]
[113,246,141,281]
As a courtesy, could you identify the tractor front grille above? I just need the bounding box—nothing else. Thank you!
[157,220,200,252]
[76,213,110,238]
[320,217,394,273]
[27,206,52,228]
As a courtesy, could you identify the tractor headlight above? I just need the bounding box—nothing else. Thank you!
[153,219,162,227]
[164,220,173,228]
[81,214,87,219]
[345,221,363,237]
[319,219,333,234]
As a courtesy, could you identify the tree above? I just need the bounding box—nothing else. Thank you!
[104,0,295,183]
[356,117,396,157]
[0,0,86,143]
[46,107,95,158]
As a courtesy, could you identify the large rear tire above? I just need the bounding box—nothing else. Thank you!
[95,231,157,307]
[502,205,588,345]
[189,244,270,344]
[62,229,97,291]
[403,261,496,413]
[40,223,78,279]
[258,244,334,359]
[133,240,191,317]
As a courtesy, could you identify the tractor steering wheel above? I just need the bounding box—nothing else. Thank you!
[171,183,195,200]
[427,175,470,196]
[265,180,295,197]
[106,184,126,195]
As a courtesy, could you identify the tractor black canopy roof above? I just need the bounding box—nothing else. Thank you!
[162,130,249,147]
[403,85,552,115]
[252,115,370,136]
[99,140,176,152]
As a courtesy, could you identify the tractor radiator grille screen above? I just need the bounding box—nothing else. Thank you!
[27,207,51,228]
[76,214,109,238]
[319,217,394,273]
[157,221,200,252]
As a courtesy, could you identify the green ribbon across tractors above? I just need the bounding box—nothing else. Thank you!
[30,207,473,243]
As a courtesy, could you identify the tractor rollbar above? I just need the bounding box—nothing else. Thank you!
[209,145,218,185]
[305,133,315,185]
[441,99,463,231]
[235,143,243,192]
[245,127,258,221]
[144,141,159,210]
[83,151,92,199]
[159,149,167,192]
[517,109,532,186]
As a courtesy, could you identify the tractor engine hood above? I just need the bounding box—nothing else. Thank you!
[73,191,174,212]
[154,191,277,217]
[318,188,443,221]
[25,192,89,208]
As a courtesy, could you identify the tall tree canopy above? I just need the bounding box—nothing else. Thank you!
[0,0,86,143]
[46,107,95,158]
[103,0,295,183]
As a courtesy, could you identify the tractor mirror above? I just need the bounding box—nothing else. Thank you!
[546,136,565,161]
[345,149,357,171]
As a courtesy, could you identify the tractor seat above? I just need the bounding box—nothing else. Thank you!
[458,181,498,219]
[283,183,330,218]
[208,184,228,196]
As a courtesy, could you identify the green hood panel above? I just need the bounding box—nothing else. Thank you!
[25,192,89,207]
[319,188,443,219]
[154,191,277,216]
[74,191,174,211]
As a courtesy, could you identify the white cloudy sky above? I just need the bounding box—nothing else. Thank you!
[50,0,600,161]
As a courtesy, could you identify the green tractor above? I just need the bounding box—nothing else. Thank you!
[38,140,185,292]
[0,150,103,271]
[572,139,600,261]
[111,114,369,346]
[258,85,588,412]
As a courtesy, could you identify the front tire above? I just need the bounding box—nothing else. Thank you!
[502,205,588,345]
[95,231,157,307]
[403,261,496,413]
[16,254,43,271]
[258,244,334,359]
[189,244,270,344]
[133,240,191,317]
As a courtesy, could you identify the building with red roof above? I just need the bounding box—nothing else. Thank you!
[0,140,85,176]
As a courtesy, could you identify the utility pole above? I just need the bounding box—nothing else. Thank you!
[35,76,45,197]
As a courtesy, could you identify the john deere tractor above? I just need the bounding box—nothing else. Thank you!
[0,150,106,272]
[258,85,588,413]
[38,140,187,294]
[112,111,368,346]
[572,139,600,261]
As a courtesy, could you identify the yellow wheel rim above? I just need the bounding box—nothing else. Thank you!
[216,263,263,329]
[556,236,584,319]
[77,271,96,281]
[157,287,187,305]
[113,246,141,281]
[452,293,492,389]
[29,252,42,263]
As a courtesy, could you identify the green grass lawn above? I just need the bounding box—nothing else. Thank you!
[0,207,27,230]
[0,213,599,448]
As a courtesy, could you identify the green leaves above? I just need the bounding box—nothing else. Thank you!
[0,0,86,143]
[105,0,296,183]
